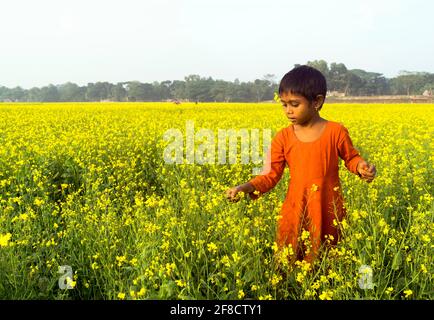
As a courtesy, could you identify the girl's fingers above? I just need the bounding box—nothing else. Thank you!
[226,188,241,202]
[363,172,375,177]
[226,190,235,200]
[361,172,375,182]
[361,171,375,179]
[361,168,375,176]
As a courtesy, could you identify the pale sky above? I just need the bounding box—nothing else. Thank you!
[0,0,433,88]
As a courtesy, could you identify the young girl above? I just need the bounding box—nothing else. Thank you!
[226,65,376,263]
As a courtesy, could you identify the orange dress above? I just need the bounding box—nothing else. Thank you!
[249,121,363,262]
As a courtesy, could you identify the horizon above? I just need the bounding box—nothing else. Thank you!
[2,65,433,90]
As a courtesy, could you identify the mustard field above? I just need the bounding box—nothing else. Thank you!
[0,102,432,299]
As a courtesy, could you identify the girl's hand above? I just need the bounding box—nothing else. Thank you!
[357,160,376,183]
[226,183,257,202]
[226,186,243,203]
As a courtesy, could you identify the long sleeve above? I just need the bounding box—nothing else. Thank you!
[338,125,363,175]
[248,130,286,194]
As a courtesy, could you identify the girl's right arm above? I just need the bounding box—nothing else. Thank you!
[248,129,286,195]
[226,130,286,202]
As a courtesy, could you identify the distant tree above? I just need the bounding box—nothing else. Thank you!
[306,60,330,79]
[158,80,172,100]
[240,82,256,102]
[349,69,389,95]
[1,62,433,102]
[126,81,141,101]
[344,72,365,95]
[253,79,272,102]
[40,85,60,102]
[8,86,26,101]
[170,80,186,100]
[58,82,85,101]
[329,63,348,92]
[111,83,127,101]
[263,74,277,84]
[390,71,430,95]
[86,82,113,101]
[125,81,155,101]
[184,75,214,102]
[0,86,7,101]
[27,87,42,101]
[210,80,231,102]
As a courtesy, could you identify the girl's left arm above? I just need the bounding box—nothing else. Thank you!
[337,126,364,176]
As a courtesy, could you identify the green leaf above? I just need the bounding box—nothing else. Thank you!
[392,252,402,270]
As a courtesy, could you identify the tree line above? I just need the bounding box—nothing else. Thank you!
[1,60,433,102]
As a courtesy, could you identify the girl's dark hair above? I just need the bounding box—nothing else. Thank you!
[278,65,327,107]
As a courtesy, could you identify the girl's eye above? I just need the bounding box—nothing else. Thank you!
[282,103,299,108]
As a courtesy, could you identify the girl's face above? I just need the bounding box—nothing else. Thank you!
[280,91,321,125]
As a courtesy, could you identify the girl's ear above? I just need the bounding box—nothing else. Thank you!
[314,95,325,110]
